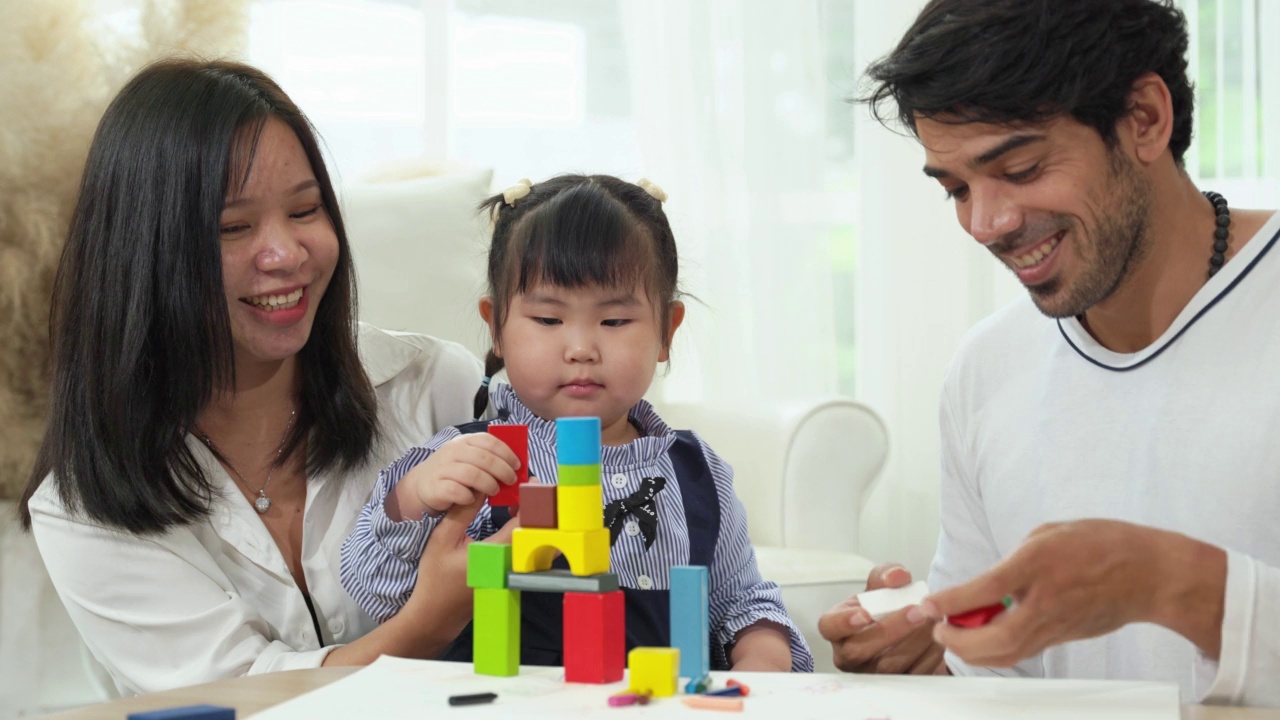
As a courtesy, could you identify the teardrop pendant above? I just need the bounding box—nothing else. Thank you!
[254,494,271,514]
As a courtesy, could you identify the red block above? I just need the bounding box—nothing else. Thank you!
[487,424,529,507]
[563,590,625,683]
[947,602,1007,628]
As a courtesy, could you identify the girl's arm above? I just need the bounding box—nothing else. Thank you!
[696,435,816,672]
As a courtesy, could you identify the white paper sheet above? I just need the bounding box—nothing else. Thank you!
[251,656,1180,719]
[856,580,932,619]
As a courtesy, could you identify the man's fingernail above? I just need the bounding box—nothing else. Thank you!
[906,606,926,625]
[849,610,870,628]
[919,600,940,620]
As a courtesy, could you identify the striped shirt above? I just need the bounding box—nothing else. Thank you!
[340,383,814,671]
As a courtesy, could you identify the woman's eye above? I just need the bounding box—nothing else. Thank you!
[291,206,321,220]
[220,224,249,235]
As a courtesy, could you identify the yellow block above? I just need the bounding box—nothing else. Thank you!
[628,647,680,697]
[556,484,603,532]
[512,527,610,576]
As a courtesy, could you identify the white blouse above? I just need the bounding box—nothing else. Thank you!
[27,325,481,697]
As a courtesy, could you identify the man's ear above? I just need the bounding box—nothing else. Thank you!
[658,301,686,363]
[1121,72,1175,166]
[479,296,501,357]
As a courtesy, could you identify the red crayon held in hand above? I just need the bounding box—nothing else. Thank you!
[947,596,1013,628]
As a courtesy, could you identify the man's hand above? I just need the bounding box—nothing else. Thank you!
[818,563,946,674]
[922,519,1226,668]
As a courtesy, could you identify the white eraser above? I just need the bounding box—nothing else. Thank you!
[856,580,930,620]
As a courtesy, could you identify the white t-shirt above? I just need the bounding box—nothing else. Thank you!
[931,211,1280,705]
[28,325,481,697]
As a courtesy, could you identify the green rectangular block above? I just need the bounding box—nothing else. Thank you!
[474,588,520,676]
[467,543,512,589]
[558,463,602,487]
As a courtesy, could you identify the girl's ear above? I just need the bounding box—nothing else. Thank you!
[658,301,686,363]
[479,296,502,356]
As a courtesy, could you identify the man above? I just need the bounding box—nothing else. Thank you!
[818,0,1280,706]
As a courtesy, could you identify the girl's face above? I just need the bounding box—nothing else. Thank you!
[482,283,684,446]
[218,118,339,378]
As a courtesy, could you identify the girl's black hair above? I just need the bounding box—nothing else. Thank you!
[471,174,680,419]
[20,58,378,533]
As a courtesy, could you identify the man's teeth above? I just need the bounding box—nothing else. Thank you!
[1012,235,1061,269]
[245,288,304,310]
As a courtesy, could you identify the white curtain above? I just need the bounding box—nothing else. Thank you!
[618,1,841,408]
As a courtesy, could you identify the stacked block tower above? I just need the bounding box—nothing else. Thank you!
[467,417,713,694]
[468,417,623,683]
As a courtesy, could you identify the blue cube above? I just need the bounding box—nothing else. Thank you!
[556,416,601,465]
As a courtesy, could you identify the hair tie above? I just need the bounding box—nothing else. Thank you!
[502,178,533,206]
[636,178,668,203]
[481,376,492,388]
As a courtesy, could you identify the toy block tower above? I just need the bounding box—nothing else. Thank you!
[467,417,624,683]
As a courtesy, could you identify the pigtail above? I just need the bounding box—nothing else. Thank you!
[471,349,506,420]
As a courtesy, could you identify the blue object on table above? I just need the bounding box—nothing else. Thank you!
[127,705,235,720]
[670,565,710,678]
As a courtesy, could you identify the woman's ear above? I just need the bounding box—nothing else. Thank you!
[658,301,686,362]
[479,296,501,357]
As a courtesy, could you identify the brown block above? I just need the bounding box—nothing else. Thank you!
[519,483,558,528]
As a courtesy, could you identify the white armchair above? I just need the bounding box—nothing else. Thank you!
[654,398,888,672]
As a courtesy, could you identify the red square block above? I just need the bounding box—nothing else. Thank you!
[518,483,558,528]
[563,590,625,684]
[487,424,529,507]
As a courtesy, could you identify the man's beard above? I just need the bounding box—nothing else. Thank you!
[1016,151,1154,319]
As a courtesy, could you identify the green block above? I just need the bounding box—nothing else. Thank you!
[474,588,520,676]
[558,463,602,487]
[467,543,512,589]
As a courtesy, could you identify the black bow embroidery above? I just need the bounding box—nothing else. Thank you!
[603,476,667,549]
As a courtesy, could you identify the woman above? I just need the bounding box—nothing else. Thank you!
[19,58,502,696]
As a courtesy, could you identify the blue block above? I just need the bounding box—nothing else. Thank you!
[556,417,601,465]
[670,565,710,678]
[128,706,235,720]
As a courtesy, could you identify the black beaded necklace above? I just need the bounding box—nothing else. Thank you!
[1205,190,1231,279]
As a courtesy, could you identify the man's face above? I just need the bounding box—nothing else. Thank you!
[918,115,1153,318]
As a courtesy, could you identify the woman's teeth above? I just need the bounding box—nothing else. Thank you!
[1012,234,1061,269]
[245,288,303,310]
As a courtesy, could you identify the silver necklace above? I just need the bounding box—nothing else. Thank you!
[197,410,296,514]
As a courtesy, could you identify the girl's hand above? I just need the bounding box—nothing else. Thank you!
[404,434,522,518]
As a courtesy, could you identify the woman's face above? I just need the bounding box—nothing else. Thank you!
[217,118,339,372]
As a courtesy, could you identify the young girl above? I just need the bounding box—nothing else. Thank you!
[340,174,813,672]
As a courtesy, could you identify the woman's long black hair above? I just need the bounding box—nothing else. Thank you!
[20,58,378,533]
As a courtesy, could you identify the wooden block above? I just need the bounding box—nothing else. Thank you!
[557,463,601,488]
[627,647,680,697]
[506,569,619,593]
[466,543,511,590]
[127,707,234,720]
[670,565,709,678]
[563,590,625,683]
[473,588,520,676]
[488,424,529,507]
[556,484,603,531]
[512,527,610,576]
[518,483,557,528]
[556,417,601,465]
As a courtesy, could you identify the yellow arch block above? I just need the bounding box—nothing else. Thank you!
[512,527,610,576]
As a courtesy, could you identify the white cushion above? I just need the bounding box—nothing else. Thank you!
[340,167,494,356]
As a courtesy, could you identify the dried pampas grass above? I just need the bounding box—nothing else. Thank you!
[0,0,247,499]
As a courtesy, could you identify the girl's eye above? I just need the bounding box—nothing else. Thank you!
[602,319,631,327]
[533,317,561,326]
[291,206,321,220]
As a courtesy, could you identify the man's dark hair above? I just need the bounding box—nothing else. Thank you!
[21,58,378,533]
[863,0,1194,164]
